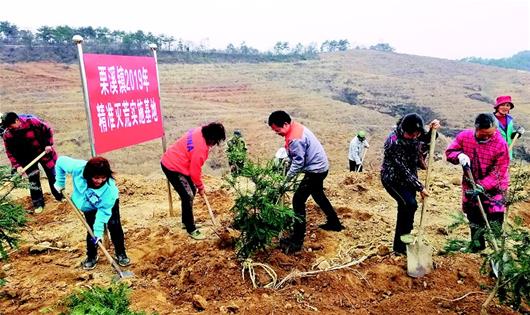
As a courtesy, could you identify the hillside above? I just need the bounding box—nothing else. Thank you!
[1,50,529,314]
[1,50,529,175]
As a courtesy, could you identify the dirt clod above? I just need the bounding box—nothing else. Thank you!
[193,294,208,310]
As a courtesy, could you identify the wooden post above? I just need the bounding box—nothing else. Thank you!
[149,43,175,217]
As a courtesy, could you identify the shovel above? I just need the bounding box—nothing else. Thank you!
[356,148,368,172]
[201,194,234,243]
[405,129,436,277]
[464,167,500,276]
[65,194,134,280]
[508,132,520,152]
[0,151,46,193]
[202,193,219,227]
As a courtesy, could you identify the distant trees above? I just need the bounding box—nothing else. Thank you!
[0,21,19,44]
[0,21,408,64]
[0,21,323,63]
[0,21,328,63]
[369,42,395,52]
[320,39,350,52]
[273,41,290,55]
[462,51,530,71]
[224,42,260,55]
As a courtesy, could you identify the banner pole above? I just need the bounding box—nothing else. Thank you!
[72,35,96,157]
[149,43,175,217]
[73,35,113,248]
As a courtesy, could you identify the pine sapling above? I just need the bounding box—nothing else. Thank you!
[225,159,298,259]
[0,165,28,286]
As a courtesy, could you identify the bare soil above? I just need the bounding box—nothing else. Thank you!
[1,168,528,314]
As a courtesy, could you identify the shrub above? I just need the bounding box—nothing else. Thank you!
[61,283,146,315]
[0,165,28,286]
[225,160,297,259]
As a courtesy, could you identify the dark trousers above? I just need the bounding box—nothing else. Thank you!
[466,206,504,252]
[291,171,341,245]
[25,162,63,208]
[349,160,363,172]
[84,199,126,259]
[383,182,418,254]
[161,163,197,233]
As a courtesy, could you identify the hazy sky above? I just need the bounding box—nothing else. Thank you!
[2,0,529,59]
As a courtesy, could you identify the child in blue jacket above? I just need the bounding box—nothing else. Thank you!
[54,156,130,270]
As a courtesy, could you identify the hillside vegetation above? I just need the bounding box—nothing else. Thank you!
[463,51,530,72]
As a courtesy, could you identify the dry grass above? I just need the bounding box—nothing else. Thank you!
[1,50,529,176]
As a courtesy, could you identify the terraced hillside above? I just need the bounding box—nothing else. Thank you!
[1,49,529,175]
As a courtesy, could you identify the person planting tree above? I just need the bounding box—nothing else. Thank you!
[348,130,370,172]
[492,95,525,159]
[268,110,344,254]
[54,156,130,270]
[381,113,440,255]
[445,113,510,252]
[1,112,63,214]
[161,122,226,240]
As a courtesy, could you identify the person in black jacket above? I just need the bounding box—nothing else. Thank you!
[381,113,440,255]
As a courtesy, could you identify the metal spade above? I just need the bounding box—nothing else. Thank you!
[406,129,437,277]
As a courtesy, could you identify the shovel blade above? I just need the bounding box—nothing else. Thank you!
[406,237,433,278]
[112,270,134,282]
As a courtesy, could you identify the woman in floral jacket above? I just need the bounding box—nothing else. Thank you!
[381,113,440,255]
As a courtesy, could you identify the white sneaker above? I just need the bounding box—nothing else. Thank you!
[34,206,44,214]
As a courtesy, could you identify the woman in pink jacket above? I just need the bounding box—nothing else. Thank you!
[445,113,510,252]
[161,122,226,240]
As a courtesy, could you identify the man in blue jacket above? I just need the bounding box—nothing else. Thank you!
[268,110,344,253]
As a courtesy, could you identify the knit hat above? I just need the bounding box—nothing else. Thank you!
[400,113,425,134]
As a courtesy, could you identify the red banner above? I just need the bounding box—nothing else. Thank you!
[82,54,164,154]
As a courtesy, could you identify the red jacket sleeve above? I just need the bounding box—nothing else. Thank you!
[189,147,207,190]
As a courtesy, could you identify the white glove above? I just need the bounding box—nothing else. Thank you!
[275,148,288,159]
[54,184,65,193]
[516,126,525,135]
[458,153,470,167]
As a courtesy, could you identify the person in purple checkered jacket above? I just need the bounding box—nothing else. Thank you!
[1,112,63,213]
[445,113,510,252]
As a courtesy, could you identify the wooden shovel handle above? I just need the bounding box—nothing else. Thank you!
[508,133,520,152]
[1,151,47,191]
[65,194,125,276]
[464,168,499,251]
[419,129,437,228]
[356,148,368,172]
[201,194,219,227]
[21,151,47,174]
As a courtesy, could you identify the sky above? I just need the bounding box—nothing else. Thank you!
[2,0,529,60]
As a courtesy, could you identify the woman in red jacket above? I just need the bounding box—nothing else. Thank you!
[161,122,226,240]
